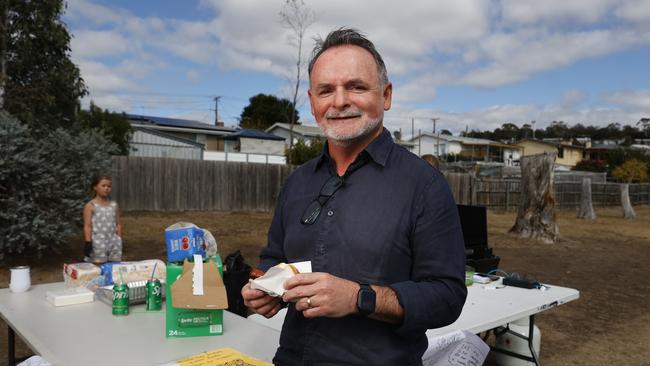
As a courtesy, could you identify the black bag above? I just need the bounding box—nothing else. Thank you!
[223,250,252,317]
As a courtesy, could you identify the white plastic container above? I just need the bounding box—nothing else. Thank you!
[493,317,541,366]
[10,266,31,293]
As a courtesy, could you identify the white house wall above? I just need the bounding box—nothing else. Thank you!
[268,127,315,146]
[412,135,457,156]
[130,130,202,160]
[240,137,285,155]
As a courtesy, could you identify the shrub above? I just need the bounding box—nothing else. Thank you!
[286,138,325,166]
[573,159,607,172]
[0,110,118,259]
[612,159,649,183]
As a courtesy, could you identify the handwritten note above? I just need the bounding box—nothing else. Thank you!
[422,330,489,366]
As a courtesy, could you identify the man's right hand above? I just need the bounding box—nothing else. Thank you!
[241,282,282,318]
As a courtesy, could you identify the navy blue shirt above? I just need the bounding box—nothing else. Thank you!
[259,129,467,366]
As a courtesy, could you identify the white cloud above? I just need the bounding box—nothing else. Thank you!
[561,89,588,108]
[77,60,138,93]
[65,0,126,25]
[614,0,650,23]
[499,0,617,25]
[460,28,649,87]
[65,0,650,130]
[605,90,650,109]
[71,31,130,58]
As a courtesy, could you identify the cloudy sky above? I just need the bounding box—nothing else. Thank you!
[64,0,650,137]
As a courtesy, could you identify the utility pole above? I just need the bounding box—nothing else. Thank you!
[213,96,222,126]
[431,117,439,134]
[532,120,536,139]
[411,117,415,142]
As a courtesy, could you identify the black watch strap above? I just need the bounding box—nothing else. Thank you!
[357,283,376,316]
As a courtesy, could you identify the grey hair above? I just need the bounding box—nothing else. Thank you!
[308,27,389,86]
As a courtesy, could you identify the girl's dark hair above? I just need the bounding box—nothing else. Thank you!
[89,175,112,196]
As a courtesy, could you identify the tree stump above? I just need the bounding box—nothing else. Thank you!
[509,152,560,244]
[620,183,636,219]
[577,177,596,220]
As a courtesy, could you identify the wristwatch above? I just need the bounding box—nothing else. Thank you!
[357,283,376,316]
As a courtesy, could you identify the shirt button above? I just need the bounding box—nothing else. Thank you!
[327,210,334,217]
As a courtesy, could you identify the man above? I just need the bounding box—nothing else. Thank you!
[242,28,467,366]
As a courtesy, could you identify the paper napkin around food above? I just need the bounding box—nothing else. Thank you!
[250,261,311,297]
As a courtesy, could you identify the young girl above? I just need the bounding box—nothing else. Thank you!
[83,175,123,263]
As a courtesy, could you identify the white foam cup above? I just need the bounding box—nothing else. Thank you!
[10,266,31,293]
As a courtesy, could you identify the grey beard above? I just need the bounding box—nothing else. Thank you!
[322,116,383,147]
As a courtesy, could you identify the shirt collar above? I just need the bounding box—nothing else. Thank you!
[313,128,394,172]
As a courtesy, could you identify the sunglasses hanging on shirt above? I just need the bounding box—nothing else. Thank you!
[300,176,344,225]
[300,152,371,225]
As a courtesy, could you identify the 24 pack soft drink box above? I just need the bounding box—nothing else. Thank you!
[166,255,228,338]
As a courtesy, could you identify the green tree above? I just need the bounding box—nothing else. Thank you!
[572,159,607,172]
[612,159,648,183]
[78,103,133,155]
[606,148,650,176]
[0,110,117,258]
[3,0,87,128]
[239,93,299,131]
[638,118,650,137]
[286,137,324,165]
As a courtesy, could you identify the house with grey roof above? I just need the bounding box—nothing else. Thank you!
[130,126,205,160]
[127,114,287,163]
[266,122,324,146]
[410,132,521,165]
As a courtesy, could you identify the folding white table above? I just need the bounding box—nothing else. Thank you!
[0,282,280,366]
[2,280,579,366]
[248,279,580,366]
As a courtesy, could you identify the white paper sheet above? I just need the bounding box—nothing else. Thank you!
[192,254,204,296]
[422,330,490,366]
[250,261,311,297]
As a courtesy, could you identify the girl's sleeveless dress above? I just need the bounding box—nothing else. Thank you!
[90,201,122,262]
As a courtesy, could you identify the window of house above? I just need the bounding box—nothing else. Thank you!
[558,146,564,158]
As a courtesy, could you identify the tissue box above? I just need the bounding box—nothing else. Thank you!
[166,256,226,338]
[46,287,94,306]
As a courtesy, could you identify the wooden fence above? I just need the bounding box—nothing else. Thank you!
[111,157,650,212]
[445,173,650,210]
[111,156,294,212]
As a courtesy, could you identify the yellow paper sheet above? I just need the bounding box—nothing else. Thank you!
[175,347,273,366]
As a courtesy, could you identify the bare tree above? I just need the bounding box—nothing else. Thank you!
[279,0,314,164]
[620,183,636,219]
[577,177,596,220]
[509,152,560,244]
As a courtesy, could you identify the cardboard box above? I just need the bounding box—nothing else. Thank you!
[165,223,206,262]
[166,256,227,338]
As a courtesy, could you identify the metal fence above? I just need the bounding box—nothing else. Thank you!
[445,172,650,210]
[111,156,294,212]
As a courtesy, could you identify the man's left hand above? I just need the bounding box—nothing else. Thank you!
[282,272,359,318]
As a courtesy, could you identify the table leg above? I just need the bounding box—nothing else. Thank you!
[528,315,540,365]
[489,315,541,366]
[8,326,15,366]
